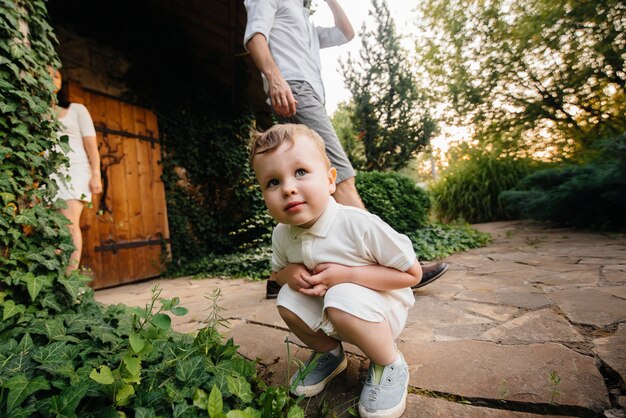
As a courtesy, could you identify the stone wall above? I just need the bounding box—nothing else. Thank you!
[55,26,130,97]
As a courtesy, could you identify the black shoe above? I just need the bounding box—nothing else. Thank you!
[412,262,449,290]
[266,280,282,299]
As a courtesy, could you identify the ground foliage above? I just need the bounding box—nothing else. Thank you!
[501,134,626,230]
[1,2,303,416]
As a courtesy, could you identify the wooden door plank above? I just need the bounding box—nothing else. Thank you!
[105,96,134,285]
[133,106,160,278]
[145,111,170,264]
[120,101,147,281]
[89,93,119,288]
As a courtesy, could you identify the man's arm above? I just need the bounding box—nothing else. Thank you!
[246,33,298,117]
[300,261,423,296]
[326,0,354,41]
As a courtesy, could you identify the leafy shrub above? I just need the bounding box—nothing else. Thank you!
[408,223,491,261]
[430,148,535,223]
[501,134,626,230]
[356,171,431,234]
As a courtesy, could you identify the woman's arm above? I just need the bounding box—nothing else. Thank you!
[82,135,102,195]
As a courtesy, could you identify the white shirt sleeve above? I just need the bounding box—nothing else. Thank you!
[243,0,279,50]
[361,216,417,272]
[270,225,290,272]
[315,26,349,49]
[73,103,96,137]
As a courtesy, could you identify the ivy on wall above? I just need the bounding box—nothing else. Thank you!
[0,0,84,320]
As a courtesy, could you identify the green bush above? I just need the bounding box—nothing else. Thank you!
[501,134,626,230]
[356,171,431,234]
[408,223,491,261]
[430,149,535,223]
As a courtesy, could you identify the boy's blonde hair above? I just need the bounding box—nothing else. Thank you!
[249,124,331,168]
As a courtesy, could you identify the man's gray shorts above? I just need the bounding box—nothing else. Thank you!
[278,80,356,184]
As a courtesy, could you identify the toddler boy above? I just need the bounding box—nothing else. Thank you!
[250,124,422,418]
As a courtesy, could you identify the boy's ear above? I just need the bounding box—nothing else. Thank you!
[327,167,337,194]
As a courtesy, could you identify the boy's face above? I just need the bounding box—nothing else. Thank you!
[253,135,337,228]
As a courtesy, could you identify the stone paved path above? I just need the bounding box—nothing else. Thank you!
[95,220,626,417]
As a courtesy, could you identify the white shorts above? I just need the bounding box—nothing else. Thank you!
[276,283,409,340]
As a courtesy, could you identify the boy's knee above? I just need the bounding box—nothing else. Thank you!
[278,305,303,326]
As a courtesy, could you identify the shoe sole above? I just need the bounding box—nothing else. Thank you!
[292,356,348,397]
[358,374,408,418]
[412,263,449,290]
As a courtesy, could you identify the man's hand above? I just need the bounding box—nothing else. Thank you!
[267,72,298,117]
[299,263,350,297]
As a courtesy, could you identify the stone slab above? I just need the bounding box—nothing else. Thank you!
[405,395,577,417]
[597,285,626,300]
[526,269,600,287]
[494,286,553,309]
[603,265,626,284]
[480,309,583,344]
[593,323,626,385]
[400,341,609,412]
[548,288,626,326]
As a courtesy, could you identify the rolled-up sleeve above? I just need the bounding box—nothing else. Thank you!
[316,26,349,49]
[244,0,278,50]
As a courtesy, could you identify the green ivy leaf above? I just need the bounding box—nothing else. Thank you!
[6,374,50,413]
[173,403,194,418]
[21,272,53,302]
[2,300,25,321]
[207,385,224,418]
[57,275,83,303]
[175,356,207,387]
[152,313,171,330]
[122,352,141,381]
[226,374,253,403]
[60,383,88,411]
[115,383,135,406]
[192,388,208,410]
[129,331,145,353]
[89,365,114,385]
[134,407,156,418]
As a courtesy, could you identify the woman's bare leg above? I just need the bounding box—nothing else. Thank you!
[60,199,85,273]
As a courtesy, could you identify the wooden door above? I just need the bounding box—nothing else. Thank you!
[67,82,170,289]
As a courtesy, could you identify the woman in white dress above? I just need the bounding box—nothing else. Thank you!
[51,69,102,273]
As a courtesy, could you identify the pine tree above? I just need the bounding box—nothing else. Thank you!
[341,0,436,171]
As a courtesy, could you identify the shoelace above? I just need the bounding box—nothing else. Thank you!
[367,386,382,401]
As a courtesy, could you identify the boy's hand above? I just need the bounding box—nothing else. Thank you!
[279,264,314,292]
[299,263,350,296]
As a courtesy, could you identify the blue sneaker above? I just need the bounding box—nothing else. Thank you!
[290,345,347,397]
[358,352,409,418]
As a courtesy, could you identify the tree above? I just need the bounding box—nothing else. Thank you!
[341,0,436,171]
[331,100,366,170]
[415,0,626,159]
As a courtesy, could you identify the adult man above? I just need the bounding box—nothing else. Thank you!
[243,0,448,298]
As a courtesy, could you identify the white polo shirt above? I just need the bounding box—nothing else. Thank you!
[243,0,350,103]
[271,197,417,309]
